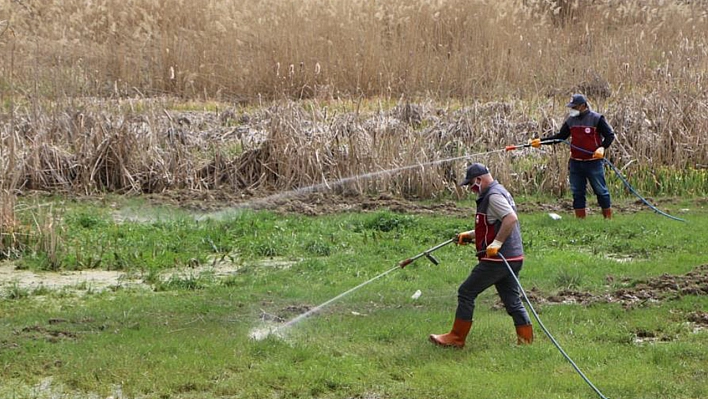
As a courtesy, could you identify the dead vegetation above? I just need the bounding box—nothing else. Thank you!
[0,191,23,259]
[1,0,706,200]
[1,97,706,200]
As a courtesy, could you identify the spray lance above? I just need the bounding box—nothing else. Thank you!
[504,138,563,152]
[506,136,686,222]
[399,231,475,268]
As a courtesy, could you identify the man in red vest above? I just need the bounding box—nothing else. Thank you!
[532,94,616,219]
[429,163,533,349]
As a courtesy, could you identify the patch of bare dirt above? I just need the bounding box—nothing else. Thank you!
[530,264,708,308]
[146,190,472,217]
[258,304,314,323]
[140,189,677,218]
[17,325,77,343]
[688,311,708,328]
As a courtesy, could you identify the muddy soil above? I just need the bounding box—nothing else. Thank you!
[142,189,660,217]
[518,264,708,309]
[499,264,708,334]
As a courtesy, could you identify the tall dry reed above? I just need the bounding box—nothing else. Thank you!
[0,96,705,200]
[1,0,707,101]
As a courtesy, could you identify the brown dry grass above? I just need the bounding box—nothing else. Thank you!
[1,0,707,101]
[0,0,707,204]
[0,97,705,200]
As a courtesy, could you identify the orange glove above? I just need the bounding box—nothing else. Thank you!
[456,230,474,245]
[486,239,503,257]
[592,147,605,159]
[529,138,541,148]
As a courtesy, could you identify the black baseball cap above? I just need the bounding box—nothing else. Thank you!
[460,163,489,186]
[566,94,587,108]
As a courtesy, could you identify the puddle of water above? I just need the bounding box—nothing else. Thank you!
[604,254,635,263]
[0,376,130,399]
[0,257,297,296]
[0,262,138,293]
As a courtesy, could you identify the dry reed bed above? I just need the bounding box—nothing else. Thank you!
[1,0,707,101]
[1,96,706,199]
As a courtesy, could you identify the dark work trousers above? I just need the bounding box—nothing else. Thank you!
[569,159,611,210]
[455,260,531,326]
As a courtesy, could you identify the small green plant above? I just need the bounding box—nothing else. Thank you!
[154,273,213,291]
[305,239,332,256]
[361,211,417,232]
[5,283,30,300]
[142,267,162,286]
[31,284,51,296]
[554,269,583,290]
[253,241,279,257]
[66,211,108,229]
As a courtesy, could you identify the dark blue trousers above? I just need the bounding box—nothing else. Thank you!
[569,159,611,210]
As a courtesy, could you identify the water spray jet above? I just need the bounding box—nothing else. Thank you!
[249,237,458,341]
[199,149,506,222]
[249,265,401,341]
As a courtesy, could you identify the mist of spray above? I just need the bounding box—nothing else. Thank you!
[250,265,400,341]
[198,149,504,222]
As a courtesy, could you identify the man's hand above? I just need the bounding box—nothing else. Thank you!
[593,147,605,159]
[529,138,541,148]
[456,230,474,246]
[486,239,503,257]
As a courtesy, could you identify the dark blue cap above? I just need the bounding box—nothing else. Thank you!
[460,163,489,186]
[566,94,587,108]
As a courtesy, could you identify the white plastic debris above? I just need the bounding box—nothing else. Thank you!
[411,289,422,300]
[548,213,562,220]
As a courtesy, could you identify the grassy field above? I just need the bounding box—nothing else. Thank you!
[1,1,708,397]
[0,196,706,398]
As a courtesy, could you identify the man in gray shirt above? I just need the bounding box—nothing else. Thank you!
[429,163,533,348]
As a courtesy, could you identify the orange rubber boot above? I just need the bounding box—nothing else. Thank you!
[602,208,612,219]
[429,319,472,349]
[574,208,586,219]
[516,324,533,345]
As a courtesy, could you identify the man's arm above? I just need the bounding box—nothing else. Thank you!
[484,196,519,257]
[597,116,615,148]
[494,211,518,243]
[538,122,570,145]
[488,194,517,243]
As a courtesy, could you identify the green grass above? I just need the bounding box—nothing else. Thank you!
[0,197,707,398]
